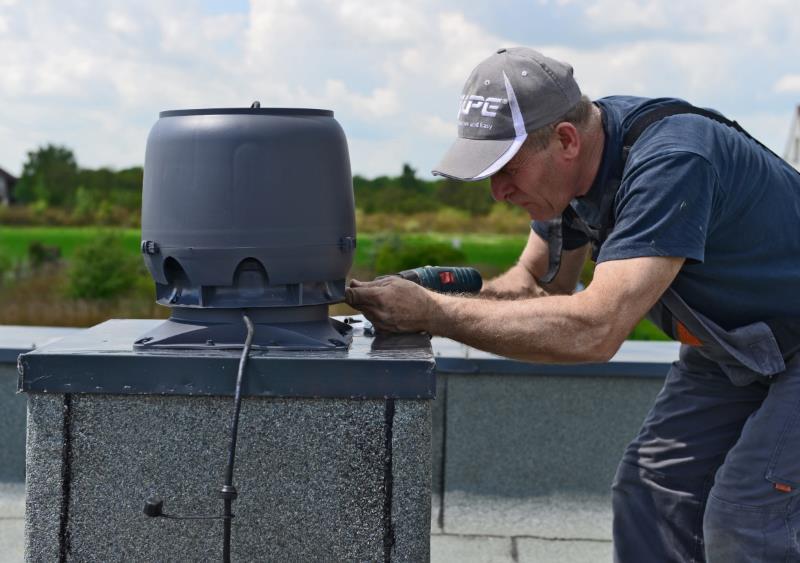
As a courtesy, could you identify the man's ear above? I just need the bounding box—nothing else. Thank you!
[553,122,580,160]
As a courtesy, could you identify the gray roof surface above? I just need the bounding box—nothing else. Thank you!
[0,325,79,362]
[0,483,610,562]
[0,483,24,562]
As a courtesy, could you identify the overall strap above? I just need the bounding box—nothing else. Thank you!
[621,102,795,173]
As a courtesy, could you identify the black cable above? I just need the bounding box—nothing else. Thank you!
[162,514,227,521]
[221,313,255,563]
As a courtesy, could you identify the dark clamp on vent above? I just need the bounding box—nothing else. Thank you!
[141,240,160,255]
[339,236,357,252]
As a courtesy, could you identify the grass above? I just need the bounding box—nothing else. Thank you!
[0,264,167,327]
[1,228,528,272]
[0,227,142,261]
[628,318,670,341]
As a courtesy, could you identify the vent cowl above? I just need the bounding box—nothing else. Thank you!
[135,106,356,351]
[140,106,356,309]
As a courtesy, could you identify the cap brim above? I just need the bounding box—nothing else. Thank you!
[431,134,527,181]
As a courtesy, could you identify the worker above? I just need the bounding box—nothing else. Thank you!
[345,47,800,562]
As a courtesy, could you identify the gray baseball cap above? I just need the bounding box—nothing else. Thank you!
[432,47,581,181]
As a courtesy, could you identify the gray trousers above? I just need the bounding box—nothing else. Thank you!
[612,346,800,562]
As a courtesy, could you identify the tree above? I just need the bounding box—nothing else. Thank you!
[15,144,79,206]
[353,165,441,214]
[67,232,140,299]
[435,177,494,215]
[399,163,420,190]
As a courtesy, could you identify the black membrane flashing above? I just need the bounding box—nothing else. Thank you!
[58,394,73,563]
[382,399,395,562]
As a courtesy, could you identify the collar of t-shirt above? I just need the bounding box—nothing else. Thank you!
[568,99,624,231]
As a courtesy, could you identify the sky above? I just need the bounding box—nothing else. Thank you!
[0,0,799,179]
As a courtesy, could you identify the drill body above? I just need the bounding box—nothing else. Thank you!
[391,266,482,294]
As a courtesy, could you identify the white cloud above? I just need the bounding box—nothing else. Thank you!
[540,41,732,100]
[775,75,800,94]
[322,80,399,118]
[0,0,797,179]
[333,0,428,43]
[581,0,800,44]
[348,136,411,178]
[584,0,668,30]
[422,115,456,139]
[106,11,139,35]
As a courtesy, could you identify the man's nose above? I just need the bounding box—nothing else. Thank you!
[490,174,512,202]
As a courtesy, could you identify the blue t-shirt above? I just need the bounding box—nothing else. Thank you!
[533,95,800,330]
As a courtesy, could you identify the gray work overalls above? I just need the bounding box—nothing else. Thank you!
[541,103,800,562]
[612,288,800,562]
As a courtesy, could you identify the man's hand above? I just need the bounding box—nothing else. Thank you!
[345,277,437,333]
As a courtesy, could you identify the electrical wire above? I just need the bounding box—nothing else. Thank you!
[221,313,255,563]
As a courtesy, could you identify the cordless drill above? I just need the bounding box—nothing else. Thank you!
[385,266,483,294]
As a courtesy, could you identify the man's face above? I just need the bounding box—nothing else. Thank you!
[489,140,578,221]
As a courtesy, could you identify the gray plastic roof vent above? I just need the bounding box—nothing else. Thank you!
[134,105,356,350]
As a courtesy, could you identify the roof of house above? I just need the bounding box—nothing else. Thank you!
[0,167,18,184]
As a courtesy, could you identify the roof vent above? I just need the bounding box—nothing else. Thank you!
[134,106,356,350]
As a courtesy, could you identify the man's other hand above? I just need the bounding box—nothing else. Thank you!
[345,277,435,333]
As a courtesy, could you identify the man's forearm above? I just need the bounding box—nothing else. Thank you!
[427,291,617,363]
[480,263,548,299]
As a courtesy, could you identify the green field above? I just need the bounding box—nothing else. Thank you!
[0,227,528,271]
[1,227,143,261]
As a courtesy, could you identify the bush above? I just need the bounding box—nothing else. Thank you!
[629,318,670,341]
[372,234,467,275]
[67,232,141,299]
[482,204,530,233]
[71,186,94,221]
[0,252,14,285]
[28,241,61,268]
[435,178,494,215]
[430,208,472,232]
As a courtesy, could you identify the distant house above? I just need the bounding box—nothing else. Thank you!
[0,167,16,205]
[785,105,800,171]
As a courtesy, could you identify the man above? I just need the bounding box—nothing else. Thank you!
[345,47,800,561]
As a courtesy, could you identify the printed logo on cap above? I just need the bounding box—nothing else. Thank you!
[459,95,508,118]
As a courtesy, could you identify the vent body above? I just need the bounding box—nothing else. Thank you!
[137,107,355,350]
[141,108,356,308]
